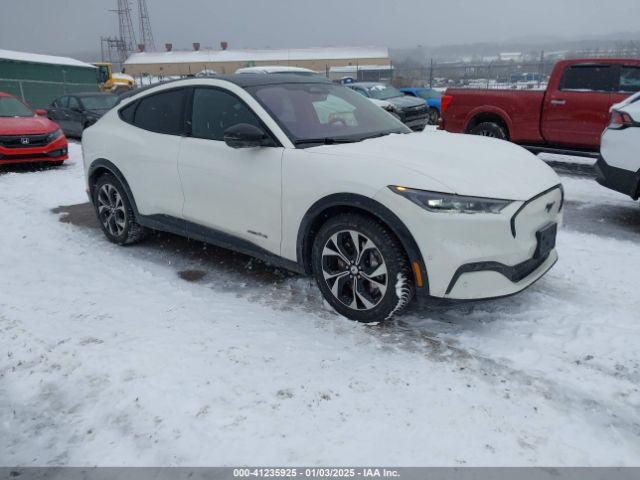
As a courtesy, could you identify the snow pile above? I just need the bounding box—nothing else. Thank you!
[1,145,639,466]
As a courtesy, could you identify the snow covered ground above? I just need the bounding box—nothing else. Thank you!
[1,143,639,466]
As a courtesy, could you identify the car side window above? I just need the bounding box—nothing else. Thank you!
[68,97,81,110]
[560,65,614,92]
[619,66,640,93]
[119,101,137,124]
[352,87,368,97]
[191,87,263,141]
[133,88,186,135]
[57,96,69,108]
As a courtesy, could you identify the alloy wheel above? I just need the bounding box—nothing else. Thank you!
[97,184,126,237]
[321,230,388,311]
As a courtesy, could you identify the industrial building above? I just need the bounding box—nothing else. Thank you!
[0,49,99,108]
[124,45,392,79]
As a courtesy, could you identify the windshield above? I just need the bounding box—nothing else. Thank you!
[249,82,410,146]
[364,84,403,100]
[416,89,441,100]
[81,95,119,110]
[0,97,34,118]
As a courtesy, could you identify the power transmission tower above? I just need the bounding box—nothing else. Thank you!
[110,0,137,61]
[101,36,127,71]
[137,0,156,51]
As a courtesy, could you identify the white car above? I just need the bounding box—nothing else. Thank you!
[82,75,563,322]
[235,65,318,76]
[597,91,640,201]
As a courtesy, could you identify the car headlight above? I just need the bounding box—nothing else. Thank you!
[390,186,513,214]
[45,128,63,143]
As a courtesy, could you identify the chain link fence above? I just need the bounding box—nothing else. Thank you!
[391,48,640,90]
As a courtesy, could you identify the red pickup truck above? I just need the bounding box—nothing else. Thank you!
[441,58,640,156]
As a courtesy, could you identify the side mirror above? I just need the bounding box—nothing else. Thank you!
[35,109,47,116]
[223,123,272,149]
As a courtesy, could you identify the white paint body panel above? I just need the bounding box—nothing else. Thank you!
[83,77,562,302]
[601,95,640,172]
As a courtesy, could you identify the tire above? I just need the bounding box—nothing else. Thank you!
[470,121,508,140]
[92,173,147,245]
[50,161,64,167]
[311,213,415,323]
[427,107,440,125]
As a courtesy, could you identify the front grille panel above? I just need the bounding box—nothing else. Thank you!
[0,133,50,149]
[402,105,429,121]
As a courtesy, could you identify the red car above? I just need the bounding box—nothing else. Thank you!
[441,59,640,156]
[0,92,68,166]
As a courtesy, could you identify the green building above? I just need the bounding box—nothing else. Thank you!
[0,49,99,108]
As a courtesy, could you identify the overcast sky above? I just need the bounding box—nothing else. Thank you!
[1,0,639,57]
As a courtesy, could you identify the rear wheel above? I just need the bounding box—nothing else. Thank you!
[312,213,414,323]
[93,173,147,245]
[470,121,508,140]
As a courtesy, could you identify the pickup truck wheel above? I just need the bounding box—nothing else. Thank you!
[470,122,508,140]
[427,107,440,125]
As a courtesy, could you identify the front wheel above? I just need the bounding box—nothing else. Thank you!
[93,173,147,245]
[312,213,414,323]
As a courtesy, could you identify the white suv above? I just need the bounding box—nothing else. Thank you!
[82,75,563,322]
[597,91,640,201]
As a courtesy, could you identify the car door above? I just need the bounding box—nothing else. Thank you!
[120,87,187,219]
[541,63,615,149]
[178,86,284,255]
[49,96,71,133]
[67,96,85,136]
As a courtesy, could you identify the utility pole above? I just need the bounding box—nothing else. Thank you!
[428,58,434,88]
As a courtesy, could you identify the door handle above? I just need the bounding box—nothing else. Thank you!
[550,99,566,106]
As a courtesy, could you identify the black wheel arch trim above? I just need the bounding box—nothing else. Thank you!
[88,159,141,216]
[296,193,429,294]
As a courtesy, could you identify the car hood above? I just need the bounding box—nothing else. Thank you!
[387,95,426,109]
[0,115,59,135]
[307,131,560,201]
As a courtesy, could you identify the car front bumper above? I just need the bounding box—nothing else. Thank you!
[0,136,68,165]
[401,114,429,131]
[375,185,563,301]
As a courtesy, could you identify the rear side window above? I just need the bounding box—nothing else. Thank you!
[119,101,137,123]
[133,89,186,135]
[560,65,614,92]
[619,66,640,93]
[191,88,263,141]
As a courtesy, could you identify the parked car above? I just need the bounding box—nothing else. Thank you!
[596,91,640,201]
[400,87,442,125]
[82,74,562,323]
[47,92,119,137]
[0,91,68,166]
[235,66,318,76]
[346,82,429,131]
[442,58,640,156]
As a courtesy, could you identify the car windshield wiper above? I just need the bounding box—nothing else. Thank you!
[359,130,407,141]
[294,137,358,146]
